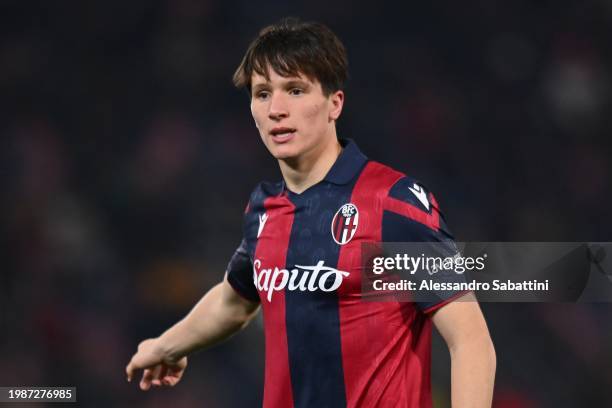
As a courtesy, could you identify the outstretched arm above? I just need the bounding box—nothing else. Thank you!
[125,275,260,390]
[431,292,496,407]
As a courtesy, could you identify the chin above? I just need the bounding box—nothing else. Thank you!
[270,147,299,160]
[267,142,302,160]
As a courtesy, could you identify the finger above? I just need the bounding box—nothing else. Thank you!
[140,368,155,391]
[158,365,168,380]
[162,364,184,386]
[163,370,182,386]
[150,365,164,387]
[162,376,178,387]
[126,361,134,382]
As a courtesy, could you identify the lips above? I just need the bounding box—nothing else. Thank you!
[269,127,296,144]
[270,127,296,136]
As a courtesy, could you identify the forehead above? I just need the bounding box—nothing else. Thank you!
[250,66,317,87]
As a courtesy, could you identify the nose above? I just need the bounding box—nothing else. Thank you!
[268,92,289,121]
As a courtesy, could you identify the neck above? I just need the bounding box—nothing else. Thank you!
[279,136,342,194]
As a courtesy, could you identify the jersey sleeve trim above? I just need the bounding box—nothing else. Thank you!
[422,290,471,314]
[383,195,441,232]
[226,272,260,303]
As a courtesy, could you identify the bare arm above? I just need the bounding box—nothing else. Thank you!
[431,292,496,407]
[125,275,260,389]
[158,274,260,360]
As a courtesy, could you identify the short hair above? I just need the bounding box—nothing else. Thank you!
[232,18,348,96]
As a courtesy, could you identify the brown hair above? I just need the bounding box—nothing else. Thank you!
[232,18,348,96]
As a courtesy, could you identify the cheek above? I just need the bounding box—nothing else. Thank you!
[251,105,263,129]
[303,102,326,121]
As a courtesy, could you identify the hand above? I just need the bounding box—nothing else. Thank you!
[125,338,188,390]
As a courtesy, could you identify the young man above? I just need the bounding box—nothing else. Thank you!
[126,18,496,407]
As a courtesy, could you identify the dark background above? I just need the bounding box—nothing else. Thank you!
[1,1,611,407]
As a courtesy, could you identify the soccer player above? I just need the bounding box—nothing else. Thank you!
[126,18,496,407]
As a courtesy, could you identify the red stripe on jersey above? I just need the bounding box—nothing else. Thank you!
[335,214,344,242]
[383,194,440,232]
[336,162,436,407]
[256,193,295,408]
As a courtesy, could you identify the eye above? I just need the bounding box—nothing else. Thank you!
[289,88,304,96]
[255,90,270,100]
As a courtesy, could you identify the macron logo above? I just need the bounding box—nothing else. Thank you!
[257,213,268,238]
[408,183,430,210]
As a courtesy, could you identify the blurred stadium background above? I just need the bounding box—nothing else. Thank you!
[1,1,611,407]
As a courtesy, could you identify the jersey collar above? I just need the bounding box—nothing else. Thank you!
[324,139,368,185]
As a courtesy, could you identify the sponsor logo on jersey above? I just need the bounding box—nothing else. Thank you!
[331,203,359,245]
[253,259,350,302]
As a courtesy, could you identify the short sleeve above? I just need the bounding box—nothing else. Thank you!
[226,239,260,303]
[382,177,468,313]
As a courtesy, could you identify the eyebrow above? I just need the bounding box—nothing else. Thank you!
[251,83,270,93]
[284,80,310,89]
[251,78,311,93]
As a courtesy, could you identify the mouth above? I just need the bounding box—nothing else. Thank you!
[269,127,296,143]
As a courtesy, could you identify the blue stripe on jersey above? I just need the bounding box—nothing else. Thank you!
[284,182,351,408]
[226,238,260,302]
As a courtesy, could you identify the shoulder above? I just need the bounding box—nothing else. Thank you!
[362,161,449,234]
[386,174,440,214]
[358,161,439,212]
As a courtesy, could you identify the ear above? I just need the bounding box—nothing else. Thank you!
[328,90,344,121]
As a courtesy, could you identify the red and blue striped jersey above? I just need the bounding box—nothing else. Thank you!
[226,139,465,408]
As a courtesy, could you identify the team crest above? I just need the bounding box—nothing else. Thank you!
[331,203,359,245]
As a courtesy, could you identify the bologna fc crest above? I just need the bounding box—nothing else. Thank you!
[331,203,359,245]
